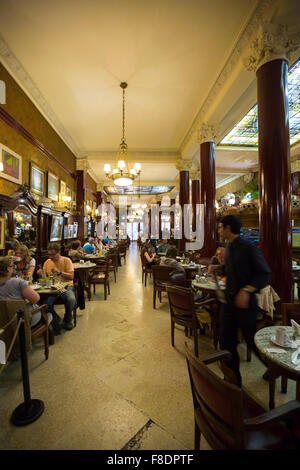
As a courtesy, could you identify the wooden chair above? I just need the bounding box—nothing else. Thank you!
[87,259,112,300]
[185,344,300,450]
[151,265,175,309]
[0,299,51,361]
[166,285,216,357]
[140,253,152,287]
[118,245,127,265]
[105,252,118,283]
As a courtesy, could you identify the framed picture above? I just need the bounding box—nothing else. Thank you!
[50,215,63,242]
[64,225,68,239]
[30,162,45,196]
[47,172,59,201]
[60,180,66,195]
[68,224,74,239]
[0,143,22,184]
[67,186,72,200]
[84,222,88,239]
[0,216,5,249]
[73,222,78,238]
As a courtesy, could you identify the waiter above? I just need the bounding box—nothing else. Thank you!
[218,215,271,386]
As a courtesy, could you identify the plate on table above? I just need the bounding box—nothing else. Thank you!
[31,284,41,290]
[270,336,296,349]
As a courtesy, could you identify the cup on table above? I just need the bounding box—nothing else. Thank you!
[80,259,85,264]
[195,274,200,282]
[276,327,290,346]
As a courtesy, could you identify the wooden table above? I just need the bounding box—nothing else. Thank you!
[255,326,300,409]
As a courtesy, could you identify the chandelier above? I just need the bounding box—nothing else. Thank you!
[104,82,141,187]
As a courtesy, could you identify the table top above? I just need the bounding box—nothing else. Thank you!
[255,326,300,374]
[73,262,96,270]
[31,281,70,295]
[192,278,226,291]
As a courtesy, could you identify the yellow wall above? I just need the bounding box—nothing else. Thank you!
[0,63,76,196]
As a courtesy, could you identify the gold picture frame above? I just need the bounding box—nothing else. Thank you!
[0,216,6,249]
[47,172,59,201]
[60,180,67,195]
[30,162,45,196]
[0,143,22,184]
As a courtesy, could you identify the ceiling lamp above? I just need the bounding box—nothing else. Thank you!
[104,82,141,187]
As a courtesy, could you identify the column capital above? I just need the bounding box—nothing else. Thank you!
[176,159,193,172]
[243,23,300,73]
[197,123,220,144]
[96,183,104,192]
[190,170,201,181]
[76,158,90,172]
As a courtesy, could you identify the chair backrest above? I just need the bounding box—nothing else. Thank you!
[185,343,245,449]
[151,265,175,285]
[166,285,195,317]
[281,303,300,325]
[118,246,127,255]
[169,270,187,287]
[0,299,32,361]
[106,252,117,266]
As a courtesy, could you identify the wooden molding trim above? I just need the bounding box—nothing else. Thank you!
[0,106,76,179]
[83,185,97,198]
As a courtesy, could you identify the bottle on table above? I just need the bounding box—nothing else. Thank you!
[27,271,32,285]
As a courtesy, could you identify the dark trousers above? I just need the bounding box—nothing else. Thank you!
[219,301,264,386]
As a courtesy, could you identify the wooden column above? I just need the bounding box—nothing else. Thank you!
[199,130,217,257]
[257,58,292,304]
[76,170,85,241]
[190,170,201,234]
[176,160,192,252]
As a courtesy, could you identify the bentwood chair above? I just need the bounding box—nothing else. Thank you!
[105,252,118,283]
[151,265,175,309]
[118,245,127,265]
[140,253,152,287]
[0,299,52,361]
[88,259,112,300]
[185,344,300,450]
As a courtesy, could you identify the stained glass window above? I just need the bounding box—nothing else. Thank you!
[219,60,300,147]
[104,185,174,195]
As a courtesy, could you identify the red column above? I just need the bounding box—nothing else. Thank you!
[170,198,175,238]
[76,170,85,241]
[96,191,102,207]
[200,142,216,257]
[191,171,201,233]
[157,200,162,239]
[176,161,191,252]
[257,59,292,304]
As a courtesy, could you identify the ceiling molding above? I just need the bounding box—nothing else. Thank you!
[179,0,278,157]
[82,150,180,163]
[0,35,80,157]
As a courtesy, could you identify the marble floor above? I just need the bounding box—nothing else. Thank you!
[0,243,296,450]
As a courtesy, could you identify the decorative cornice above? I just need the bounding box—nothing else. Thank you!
[196,123,220,144]
[243,23,300,72]
[0,105,76,179]
[179,0,278,156]
[76,158,90,172]
[189,170,201,181]
[0,35,80,157]
[176,159,193,172]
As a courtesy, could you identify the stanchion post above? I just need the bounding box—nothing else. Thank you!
[11,310,44,426]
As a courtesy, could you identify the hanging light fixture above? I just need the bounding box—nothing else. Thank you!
[104,82,141,187]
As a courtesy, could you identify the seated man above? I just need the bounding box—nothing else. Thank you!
[39,243,76,330]
[83,238,95,254]
[160,247,184,272]
[157,239,171,254]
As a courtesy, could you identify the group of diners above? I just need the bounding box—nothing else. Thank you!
[0,243,77,331]
[141,239,225,279]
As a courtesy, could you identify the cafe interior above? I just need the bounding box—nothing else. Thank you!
[0,0,300,451]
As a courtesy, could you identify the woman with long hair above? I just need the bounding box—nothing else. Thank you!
[13,244,36,278]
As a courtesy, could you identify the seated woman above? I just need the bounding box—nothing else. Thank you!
[83,238,95,254]
[68,241,85,262]
[141,242,157,268]
[13,244,36,279]
[94,237,104,251]
[160,247,184,272]
[207,246,226,280]
[0,256,51,327]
